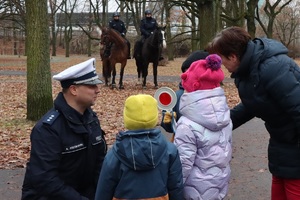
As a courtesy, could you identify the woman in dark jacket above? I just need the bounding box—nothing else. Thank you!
[208,26,300,200]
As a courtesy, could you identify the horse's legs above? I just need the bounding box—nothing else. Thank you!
[138,70,141,82]
[103,71,109,86]
[102,60,110,86]
[119,62,126,89]
[142,62,149,89]
[153,62,158,88]
[119,65,125,89]
[137,64,142,83]
[111,64,116,88]
[134,42,143,83]
[105,76,109,86]
[142,75,147,89]
[136,61,140,81]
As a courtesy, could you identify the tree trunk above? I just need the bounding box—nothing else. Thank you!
[51,24,57,56]
[102,0,107,27]
[246,0,259,38]
[64,28,70,57]
[87,37,91,57]
[165,0,174,61]
[25,0,53,121]
[199,1,216,50]
[13,26,18,55]
[191,14,197,51]
[215,0,222,32]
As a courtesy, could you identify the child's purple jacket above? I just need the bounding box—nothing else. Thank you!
[174,87,232,200]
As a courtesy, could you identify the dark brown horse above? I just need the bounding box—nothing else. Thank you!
[100,27,129,89]
[134,26,166,89]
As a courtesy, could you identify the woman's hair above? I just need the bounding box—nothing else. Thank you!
[208,26,251,60]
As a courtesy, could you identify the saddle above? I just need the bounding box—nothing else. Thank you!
[103,39,131,59]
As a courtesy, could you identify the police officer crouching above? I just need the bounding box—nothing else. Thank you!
[21,58,107,200]
[108,12,131,59]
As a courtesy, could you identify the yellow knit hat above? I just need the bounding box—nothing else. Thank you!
[123,94,158,130]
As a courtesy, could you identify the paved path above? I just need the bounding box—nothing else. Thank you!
[0,118,271,200]
[0,70,233,84]
[224,118,271,200]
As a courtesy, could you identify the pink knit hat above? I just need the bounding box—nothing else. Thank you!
[181,54,224,92]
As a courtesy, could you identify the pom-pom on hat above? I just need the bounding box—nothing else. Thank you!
[53,58,103,88]
[181,54,224,92]
[181,50,209,73]
[123,94,158,130]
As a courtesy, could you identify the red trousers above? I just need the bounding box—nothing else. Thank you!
[271,175,300,200]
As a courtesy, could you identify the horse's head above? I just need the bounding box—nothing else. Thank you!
[100,27,111,45]
[148,26,166,48]
[159,26,167,48]
[100,27,125,47]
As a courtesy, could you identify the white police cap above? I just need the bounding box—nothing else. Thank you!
[53,58,103,88]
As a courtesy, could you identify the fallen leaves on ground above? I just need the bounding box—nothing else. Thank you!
[0,54,243,169]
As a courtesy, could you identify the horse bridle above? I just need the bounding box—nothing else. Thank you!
[147,29,163,48]
[100,31,111,45]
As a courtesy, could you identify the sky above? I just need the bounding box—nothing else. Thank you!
[77,0,119,12]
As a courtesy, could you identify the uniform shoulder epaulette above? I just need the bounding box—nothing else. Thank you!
[43,110,60,125]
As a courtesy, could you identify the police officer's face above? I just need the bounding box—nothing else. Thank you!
[73,84,100,107]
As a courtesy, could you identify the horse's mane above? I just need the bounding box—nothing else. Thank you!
[102,27,125,47]
[145,27,163,48]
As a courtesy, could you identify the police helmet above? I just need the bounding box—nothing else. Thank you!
[145,10,152,15]
[113,12,120,17]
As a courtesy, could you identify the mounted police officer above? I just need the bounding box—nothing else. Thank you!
[108,11,131,59]
[138,9,164,60]
[22,58,107,200]
[140,9,158,42]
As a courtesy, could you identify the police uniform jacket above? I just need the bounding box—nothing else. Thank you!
[22,92,107,200]
[109,19,127,36]
[140,17,158,38]
[95,128,183,200]
[230,38,300,179]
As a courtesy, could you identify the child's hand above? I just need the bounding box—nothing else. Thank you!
[163,111,177,124]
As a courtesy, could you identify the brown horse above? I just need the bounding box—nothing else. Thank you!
[100,27,129,89]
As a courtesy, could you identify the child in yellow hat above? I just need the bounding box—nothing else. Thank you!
[95,94,183,200]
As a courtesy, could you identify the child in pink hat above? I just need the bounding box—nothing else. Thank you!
[174,54,233,200]
[181,54,224,91]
